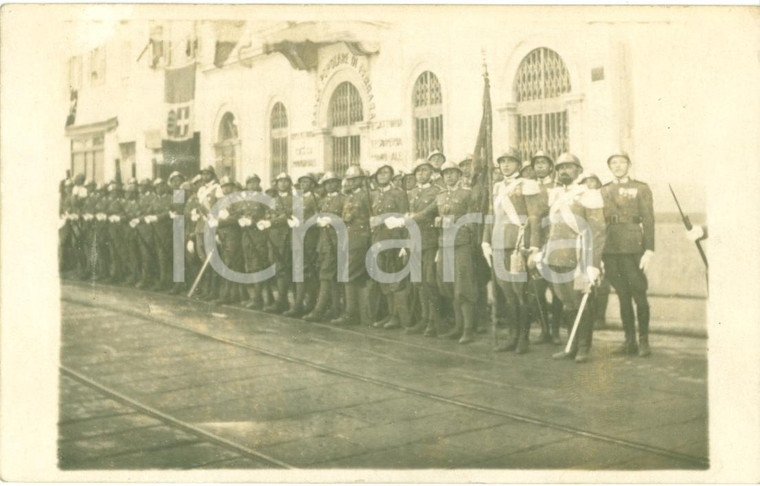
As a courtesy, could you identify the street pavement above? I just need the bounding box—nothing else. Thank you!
[59,280,708,469]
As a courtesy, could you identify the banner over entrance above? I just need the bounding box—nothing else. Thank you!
[164,63,196,141]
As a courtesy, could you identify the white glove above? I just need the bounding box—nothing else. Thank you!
[129,218,139,228]
[143,216,151,223]
[96,213,106,221]
[434,249,440,264]
[317,216,331,227]
[169,211,177,219]
[69,214,80,221]
[686,226,704,242]
[219,209,230,220]
[186,240,195,254]
[191,208,200,222]
[586,266,601,285]
[59,217,67,229]
[639,249,654,274]
[384,217,402,229]
[83,214,93,221]
[257,220,271,231]
[207,218,218,229]
[287,216,300,228]
[481,242,493,264]
[215,234,221,245]
[238,217,250,227]
[398,248,408,259]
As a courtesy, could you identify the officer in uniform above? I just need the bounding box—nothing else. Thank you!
[427,150,447,189]
[133,178,157,289]
[369,164,411,330]
[532,150,563,344]
[263,173,296,314]
[122,179,142,286]
[580,172,612,329]
[174,180,198,295]
[149,177,175,291]
[67,174,88,279]
[211,176,245,304]
[285,173,321,317]
[105,182,126,283]
[237,174,270,309]
[482,148,542,354]
[92,183,111,281]
[435,161,478,344]
[536,153,606,363]
[601,152,655,357]
[194,166,220,300]
[304,172,345,322]
[403,159,442,336]
[331,165,371,327]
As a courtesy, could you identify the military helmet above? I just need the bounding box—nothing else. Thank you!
[138,178,152,187]
[531,150,554,167]
[555,152,582,169]
[607,151,631,165]
[246,174,261,184]
[219,176,235,187]
[107,183,118,192]
[153,178,164,187]
[374,163,394,177]
[85,179,97,188]
[191,174,203,184]
[440,160,462,175]
[275,172,292,182]
[74,173,86,184]
[427,150,446,163]
[126,177,138,186]
[168,171,185,183]
[579,171,601,184]
[496,148,521,165]
[63,179,73,187]
[319,171,341,184]
[412,159,433,174]
[520,160,534,174]
[125,183,138,192]
[344,165,365,180]
[179,181,194,191]
[458,155,474,167]
[200,165,216,176]
[297,172,318,184]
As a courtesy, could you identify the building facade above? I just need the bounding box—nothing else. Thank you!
[62,13,710,318]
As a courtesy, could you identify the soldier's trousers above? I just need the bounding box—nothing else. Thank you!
[136,226,156,285]
[603,253,650,340]
[413,247,441,328]
[107,224,127,282]
[549,265,595,353]
[493,249,528,343]
[241,229,270,306]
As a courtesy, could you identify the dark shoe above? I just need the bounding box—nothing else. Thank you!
[331,316,357,327]
[458,330,474,345]
[405,322,427,334]
[551,333,562,345]
[575,349,590,363]
[303,311,324,322]
[383,317,401,330]
[638,337,651,357]
[245,300,263,310]
[536,331,552,344]
[439,326,462,340]
[282,305,305,318]
[612,341,639,356]
[494,338,517,352]
[516,335,529,354]
[263,303,287,314]
[423,326,438,338]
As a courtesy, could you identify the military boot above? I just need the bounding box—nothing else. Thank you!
[439,314,463,339]
[458,302,475,345]
[494,322,518,352]
[424,301,440,337]
[304,282,331,322]
[283,283,306,317]
[331,283,361,327]
[264,279,290,314]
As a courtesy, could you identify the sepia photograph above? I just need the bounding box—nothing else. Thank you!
[1,3,759,482]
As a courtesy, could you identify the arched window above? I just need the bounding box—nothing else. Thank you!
[514,48,571,162]
[412,71,443,159]
[214,112,239,179]
[328,82,363,175]
[270,103,288,176]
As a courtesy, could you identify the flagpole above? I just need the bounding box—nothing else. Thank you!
[481,48,494,240]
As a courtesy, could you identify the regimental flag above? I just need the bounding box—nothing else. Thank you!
[471,65,494,237]
[164,63,196,142]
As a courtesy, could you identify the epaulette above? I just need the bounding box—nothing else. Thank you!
[521,179,540,196]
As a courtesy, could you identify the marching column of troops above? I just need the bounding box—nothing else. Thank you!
[59,148,655,363]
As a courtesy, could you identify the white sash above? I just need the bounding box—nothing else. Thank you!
[494,179,523,225]
[549,185,586,235]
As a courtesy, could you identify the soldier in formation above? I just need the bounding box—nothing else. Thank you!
[58,146,659,362]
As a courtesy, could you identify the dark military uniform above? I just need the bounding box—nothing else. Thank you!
[369,183,410,329]
[405,180,441,336]
[105,188,127,283]
[134,185,157,288]
[435,174,478,343]
[151,184,174,291]
[214,186,245,304]
[285,187,321,317]
[238,190,271,309]
[194,179,220,299]
[264,188,295,313]
[304,182,345,322]
[601,175,655,356]
[534,173,564,343]
[178,187,200,294]
[122,188,142,285]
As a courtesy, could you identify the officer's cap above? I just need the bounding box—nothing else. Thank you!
[556,152,583,169]
[168,171,185,183]
[440,160,462,175]
[427,150,446,163]
[412,159,434,174]
[344,165,365,180]
[531,150,554,167]
[319,171,341,184]
[219,176,235,187]
[497,148,522,165]
[275,172,292,182]
[246,174,261,184]
[607,151,631,165]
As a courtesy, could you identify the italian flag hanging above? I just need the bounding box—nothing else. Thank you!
[164,63,196,142]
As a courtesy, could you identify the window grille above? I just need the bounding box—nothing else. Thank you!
[328,82,363,175]
[413,71,443,159]
[514,48,571,161]
[214,112,238,179]
[270,102,288,176]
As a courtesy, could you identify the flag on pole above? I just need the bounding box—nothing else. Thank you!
[471,58,494,241]
[164,63,196,142]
